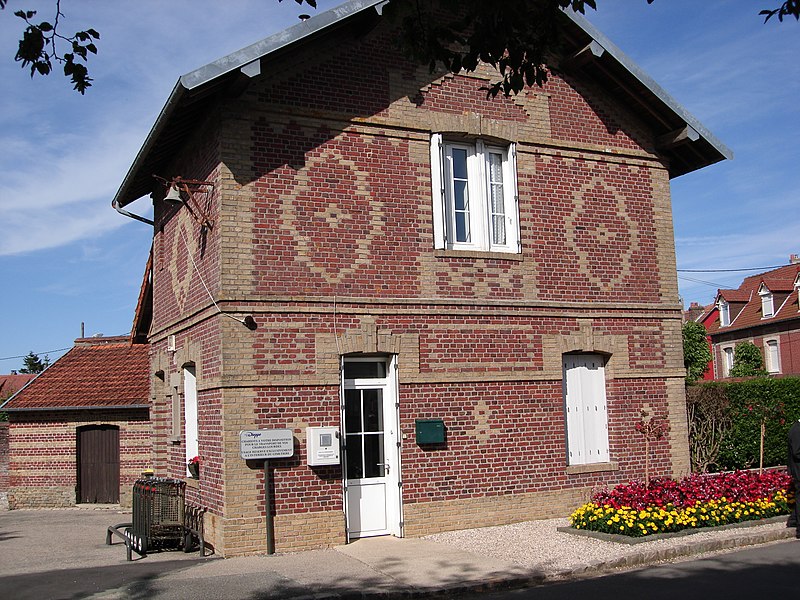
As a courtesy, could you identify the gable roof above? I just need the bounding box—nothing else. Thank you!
[707,263,800,335]
[112,0,731,212]
[718,289,752,303]
[0,374,36,398]
[1,337,149,412]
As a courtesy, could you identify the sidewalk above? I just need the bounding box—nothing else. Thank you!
[0,507,795,600]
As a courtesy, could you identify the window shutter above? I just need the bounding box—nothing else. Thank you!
[429,133,446,249]
[508,143,520,253]
[564,356,586,465]
[564,354,609,465]
[581,356,609,463]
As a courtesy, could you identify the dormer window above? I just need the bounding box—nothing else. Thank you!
[758,284,774,318]
[718,299,730,327]
[795,274,800,311]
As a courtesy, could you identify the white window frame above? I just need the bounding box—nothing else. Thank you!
[718,299,730,327]
[795,274,800,311]
[430,134,520,253]
[759,285,774,318]
[765,338,781,373]
[563,354,610,466]
[722,346,735,377]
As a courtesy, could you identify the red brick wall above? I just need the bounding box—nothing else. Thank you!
[143,17,687,554]
[7,409,151,509]
[0,421,8,493]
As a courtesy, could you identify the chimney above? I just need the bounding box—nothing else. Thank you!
[790,254,799,265]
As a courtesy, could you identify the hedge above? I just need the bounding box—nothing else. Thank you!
[687,376,800,472]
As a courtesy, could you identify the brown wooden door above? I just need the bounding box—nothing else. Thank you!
[77,425,120,503]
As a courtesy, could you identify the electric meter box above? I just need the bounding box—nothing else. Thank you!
[306,427,340,466]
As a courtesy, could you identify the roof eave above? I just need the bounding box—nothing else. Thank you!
[3,404,150,413]
[562,10,732,177]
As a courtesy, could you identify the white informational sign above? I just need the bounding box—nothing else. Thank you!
[239,429,294,460]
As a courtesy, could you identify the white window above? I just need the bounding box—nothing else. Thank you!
[718,299,730,327]
[765,339,781,373]
[722,347,734,377]
[759,285,774,318]
[563,354,609,466]
[183,365,198,476]
[430,134,520,253]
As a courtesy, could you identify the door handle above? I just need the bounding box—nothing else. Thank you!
[376,463,390,474]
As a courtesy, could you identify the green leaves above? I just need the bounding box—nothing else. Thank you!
[729,341,768,378]
[682,321,712,383]
[9,2,99,94]
[761,0,800,22]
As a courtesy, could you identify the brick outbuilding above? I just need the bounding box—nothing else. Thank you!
[111,1,730,556]
[1,337,150,508]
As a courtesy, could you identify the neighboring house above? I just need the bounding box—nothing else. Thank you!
[0,374,36,400]
[110,1,730,556]
[705,258,800,378]
[1,337,150,508]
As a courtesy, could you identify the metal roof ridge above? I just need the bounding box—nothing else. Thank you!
[180,0,387,90]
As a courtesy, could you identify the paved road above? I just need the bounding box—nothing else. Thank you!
[0,509,206,600]
[466,539,799,600]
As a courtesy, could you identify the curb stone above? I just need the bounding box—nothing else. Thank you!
[548,526,795,581]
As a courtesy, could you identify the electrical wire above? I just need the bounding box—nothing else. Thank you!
[0,347,71,362]
[678,274,731,289]
[677,265,786,273]
[178,227,255,329]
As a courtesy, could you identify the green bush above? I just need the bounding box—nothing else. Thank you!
[711,377,800,471]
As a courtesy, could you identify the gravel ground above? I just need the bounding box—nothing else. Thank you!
[424,517,792,577]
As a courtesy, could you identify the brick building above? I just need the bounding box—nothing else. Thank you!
[1,337,150,508]
[705,258,800,378]
[111,1,730,555]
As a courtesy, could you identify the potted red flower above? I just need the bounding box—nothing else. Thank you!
[187,456,200,479]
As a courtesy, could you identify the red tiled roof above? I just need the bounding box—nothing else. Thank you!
[718,289,751,303]
[0,374,36,398]
[2,338,149,410]
[708,263,800,335]
[759,277,796,292]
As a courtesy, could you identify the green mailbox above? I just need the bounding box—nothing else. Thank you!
[415,418,445,444]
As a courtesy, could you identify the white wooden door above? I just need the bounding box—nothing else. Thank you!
[343,357,401,539]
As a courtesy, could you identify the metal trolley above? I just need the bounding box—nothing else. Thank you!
[107,477,206,560]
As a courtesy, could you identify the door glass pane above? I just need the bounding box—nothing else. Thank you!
[345,434,364,479]
[344,361,386,379]
[344,389,361,434]
[362,389,383,432]
[363,433,384,478]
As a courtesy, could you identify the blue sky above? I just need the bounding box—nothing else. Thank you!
[1,1,797,372]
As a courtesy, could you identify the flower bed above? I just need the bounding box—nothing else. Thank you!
[570,470,791,538]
